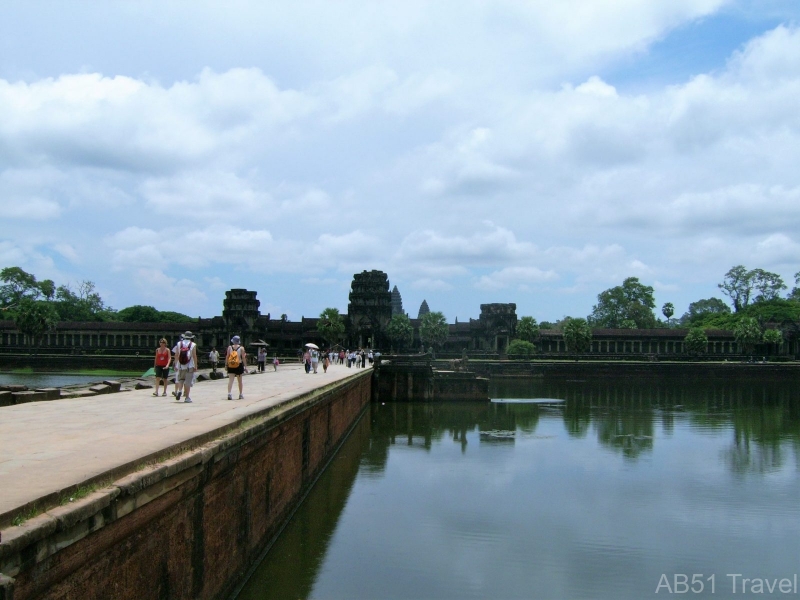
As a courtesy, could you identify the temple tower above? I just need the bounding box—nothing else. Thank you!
[347,270,392,348]
[391,285,404,316]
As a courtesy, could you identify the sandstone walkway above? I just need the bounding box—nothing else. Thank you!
[0,362,371,522]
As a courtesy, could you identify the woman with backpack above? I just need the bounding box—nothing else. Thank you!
[226,335,246,400]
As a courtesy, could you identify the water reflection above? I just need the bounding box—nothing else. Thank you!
[238,377,800,600]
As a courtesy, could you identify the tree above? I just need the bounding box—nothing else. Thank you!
[684,327,708,355]
[516,316,539,342]
[661,302,674,326]
[12,298,58,353]
[762,328,783,350]
[420,311,448,354]
[718,265,785,312]
[589,277,656,328]
[562,317,592,353]
[680,297,731,325]
[751,269,786,303]
[54,281,112,321]
[620,319,637,329]
[317,307,345,347]
[734,317,762,355]
[507,339,536,358]
[0,266,52,307]
[117,305,192,323]
[718,265,753,312]
[386,313,414,351]
[788,271,800,301]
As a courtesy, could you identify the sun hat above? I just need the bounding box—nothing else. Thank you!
[231,335,241,344]
[183,331,195,339]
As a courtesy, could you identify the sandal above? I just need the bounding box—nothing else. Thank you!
[152,392,159,396]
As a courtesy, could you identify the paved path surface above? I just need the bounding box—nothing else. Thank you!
[0,362,371,519]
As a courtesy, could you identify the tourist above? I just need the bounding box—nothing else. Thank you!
[257,347,266,372]
[173,331,198,403]
[226,335,246,400]
[153,338,171,397]
[311,348,319,374]
[303,349,311,373]
[368,350,374,366]
[339,349,345,365]
[272,355,279,371]
[209,347,219,374]
[323,351,330,373]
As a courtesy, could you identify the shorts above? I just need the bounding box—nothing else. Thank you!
[154,365,170,379]
[177,368,195,383]
[228,364,245,375]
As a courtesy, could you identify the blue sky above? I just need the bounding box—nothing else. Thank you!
[1,1,800,323]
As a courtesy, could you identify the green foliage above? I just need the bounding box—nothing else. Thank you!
[539,321,555,330]
[13,298,58,349]
[718,265,786,312]
[562,317,592,353]
[53,281,111,321]
[589,277,656,328]
[684,327,708,355]
[661,302,674,324]
[743,298,800,325]
[157,311,195,323]
[619,319,637,329]
[762,328,783,347]
[420,311,448,350]
[734,317,762,354]
[516,316,539,342]
[317,307,345,346]
[1,266,52,306]
[386,313,414,351]
[680,297,731,325]
[117,305,192,323]
[507,339,536,357]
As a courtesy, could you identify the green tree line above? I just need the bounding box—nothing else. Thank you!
[1,266,193,346]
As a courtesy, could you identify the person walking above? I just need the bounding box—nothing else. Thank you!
[311,348,319,374]
[209,347,219,374]
[153,338,171,397]
[303,349,311,373]
[272,355,279,371]
[322,351,330,373]
[173,331,198,403]
[226,336,246,400]
[257,347,266,372]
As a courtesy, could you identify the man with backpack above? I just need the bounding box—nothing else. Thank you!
[174,331,198,403]
[226,335,246,400]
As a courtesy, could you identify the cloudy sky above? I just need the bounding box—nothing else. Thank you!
[2,1,800,323]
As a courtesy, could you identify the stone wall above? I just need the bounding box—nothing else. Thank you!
[0,372,372,600]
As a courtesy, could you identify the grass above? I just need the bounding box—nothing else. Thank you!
[11,504,39,527]
[58,480,110,506]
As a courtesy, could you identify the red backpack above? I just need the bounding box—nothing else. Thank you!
[178,341,193,365]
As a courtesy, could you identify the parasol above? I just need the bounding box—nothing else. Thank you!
[249,340,269,346]
[304,343,319,349]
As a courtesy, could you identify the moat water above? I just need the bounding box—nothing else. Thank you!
[237,377,800,599]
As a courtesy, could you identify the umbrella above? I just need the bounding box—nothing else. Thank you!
[305,343,319,349]
[249,339,269,346]
[141,367,156,378]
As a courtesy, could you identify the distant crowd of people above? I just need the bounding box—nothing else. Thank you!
[300,348,375,374]
[153,332,372,404]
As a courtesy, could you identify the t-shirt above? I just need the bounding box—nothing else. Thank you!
[176,340,195,370]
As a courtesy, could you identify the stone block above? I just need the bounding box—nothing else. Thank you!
[134,381,153,390]
[11,391,47,404]
[89,384,111,395]
[102,380,122,392]
[34,388,60,401]
[61,390,97,399]
[0,391,12,407]
[0,385,27,393]
[196,373,210,381]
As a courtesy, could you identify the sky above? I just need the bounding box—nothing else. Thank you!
[1,0,800,323]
